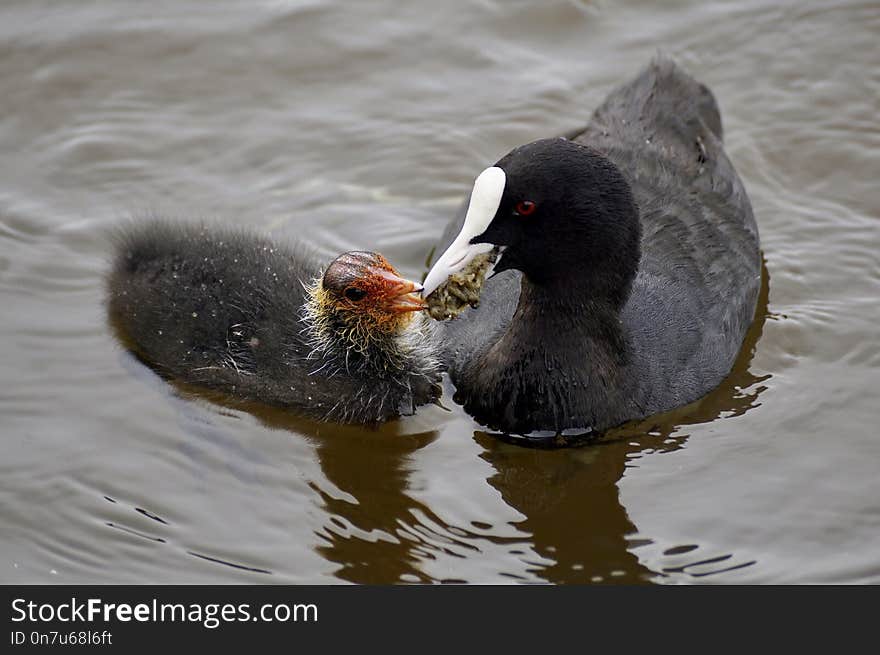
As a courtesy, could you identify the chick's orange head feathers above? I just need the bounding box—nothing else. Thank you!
[322,251,426,316]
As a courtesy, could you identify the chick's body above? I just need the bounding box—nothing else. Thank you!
[107,221,440,424]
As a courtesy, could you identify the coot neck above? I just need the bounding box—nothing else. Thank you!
[467,273,634,434]
[511,275,629,368]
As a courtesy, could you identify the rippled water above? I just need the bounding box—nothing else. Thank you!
[2,0,878,584]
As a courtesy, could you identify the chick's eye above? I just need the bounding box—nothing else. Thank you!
[344,287,367,302]
[515,200,537,216]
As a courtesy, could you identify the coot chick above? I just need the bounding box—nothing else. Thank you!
[107,221,440,424]
[423,57,761,437]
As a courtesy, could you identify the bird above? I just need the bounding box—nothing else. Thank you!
[106,220,441,425]
[422,56,761,438]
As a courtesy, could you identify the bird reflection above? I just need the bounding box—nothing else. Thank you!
[306,424,441,584]
[226,402,446,583]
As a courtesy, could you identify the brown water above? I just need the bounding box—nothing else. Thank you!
[2,0,878,584]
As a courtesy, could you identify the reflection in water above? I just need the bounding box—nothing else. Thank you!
[308,426,441,584]
[234,405,449,583]
[155,260,770,583]
[475,434,649,583]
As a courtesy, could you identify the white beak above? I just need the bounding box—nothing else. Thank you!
[422,166,506,298]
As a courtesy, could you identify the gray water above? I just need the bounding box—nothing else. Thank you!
[2,0,878,584]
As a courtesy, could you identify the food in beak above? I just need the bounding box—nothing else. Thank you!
[425,248,499,321]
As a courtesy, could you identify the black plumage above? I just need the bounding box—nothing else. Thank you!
[431,57,761,436]
[107,221,440,424]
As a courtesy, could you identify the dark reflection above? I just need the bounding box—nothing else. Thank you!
[475,434,649,582]
[308,434,431,583]
[304,424,441,584]
[202,398,448,584]
[475,258,772,583]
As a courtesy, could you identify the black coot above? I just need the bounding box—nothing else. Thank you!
[107,221,440,424]
[422,57,761,436]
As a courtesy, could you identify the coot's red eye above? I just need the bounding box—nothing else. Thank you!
[515,200,537,216]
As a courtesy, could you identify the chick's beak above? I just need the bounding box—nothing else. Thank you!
[368,266,427,313]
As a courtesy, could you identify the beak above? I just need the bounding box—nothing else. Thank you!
[422,166,506,297]
[369,266,427,313]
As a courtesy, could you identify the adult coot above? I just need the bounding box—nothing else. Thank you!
[423,57,761,437]
[107,221,440,424]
